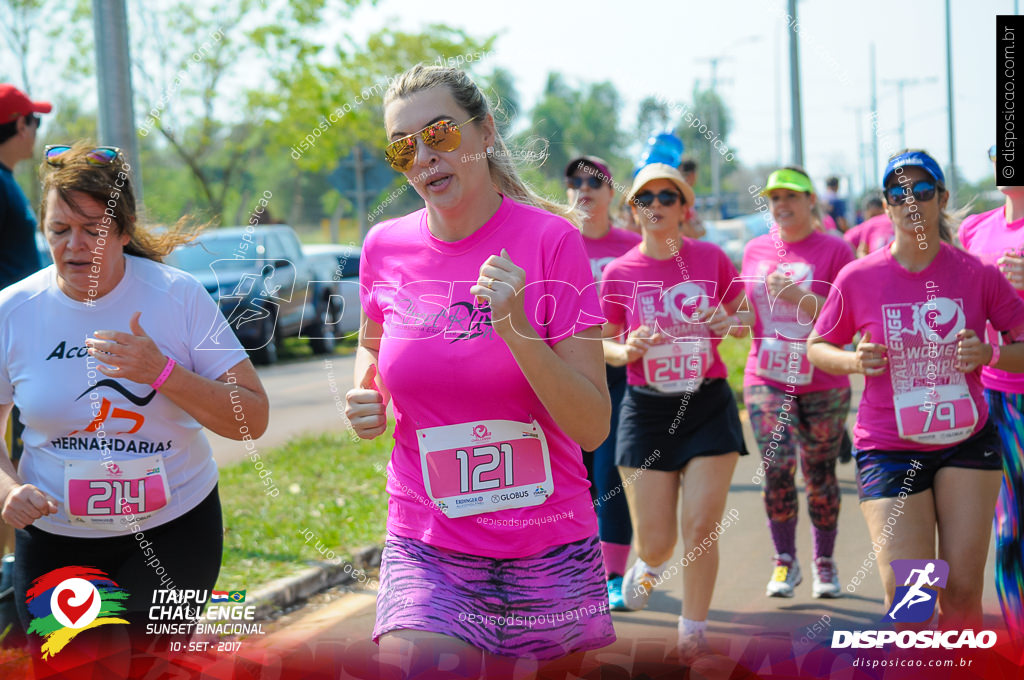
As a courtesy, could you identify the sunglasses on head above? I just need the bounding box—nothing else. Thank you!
[989,144,998,162]
[634,190,684,208]
[385,116,478,172]
[44,145,122,167]
[884,180,938,206]
[567,175,604,190]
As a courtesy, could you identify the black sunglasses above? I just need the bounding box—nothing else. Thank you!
[567,176,604,190]
[634,190,684,208]
[884,180,938,206]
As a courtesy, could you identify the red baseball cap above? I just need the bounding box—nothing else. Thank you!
[0,84,51,124]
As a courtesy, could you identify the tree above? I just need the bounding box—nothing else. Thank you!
[520,73,626,183]
[259,24,494,229]
[636,96,671,147]
[262,25,494,171]
[483,66,519,136]
[0,0,46,93]
[127,0,368,221]
[1,0,91,94]
[666,87,735,195]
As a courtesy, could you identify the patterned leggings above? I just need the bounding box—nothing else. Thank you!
[985,389,1024,643]
[744,385,851,530]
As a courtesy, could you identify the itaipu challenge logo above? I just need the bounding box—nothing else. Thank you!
[26,566,129,659]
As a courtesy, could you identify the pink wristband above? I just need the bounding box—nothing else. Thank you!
[152,357,176,391]
[989,344,1001,367]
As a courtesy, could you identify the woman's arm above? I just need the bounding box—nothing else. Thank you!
[705,294,751,338]
[503,326,611,451]
[85,311,269,439]
[602,322,661,367]
[807,329,888,376]
[476,249,610,450]
[955,329,1024,373]
[768,272,826,322]
[0,402,59,528]
[151,358,269,440]
[345,315,389,440]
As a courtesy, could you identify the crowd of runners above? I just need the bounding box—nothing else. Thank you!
[344,63,1024,675]
[0,58,1020,678]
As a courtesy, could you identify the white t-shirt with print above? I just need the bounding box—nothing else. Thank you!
[0,255,248,537]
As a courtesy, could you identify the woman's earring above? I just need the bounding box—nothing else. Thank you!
[486,146,494,156]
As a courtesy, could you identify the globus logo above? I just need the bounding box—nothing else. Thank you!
[491,490,529,503]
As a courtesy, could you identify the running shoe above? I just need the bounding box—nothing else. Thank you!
[766,553,802,598]
[621,559,660,611]
[677,626,713,665]
[607,577,628,611]
[812,556,842,598]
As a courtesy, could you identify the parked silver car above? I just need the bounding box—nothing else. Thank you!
[301,243,362,338]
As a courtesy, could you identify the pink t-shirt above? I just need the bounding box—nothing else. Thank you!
[741,230,854,394]
[814,243,1024,452]
[582,227,641,281]
[959,206,1024,394]
[600,239,742,390]
[359,197,604,558]
[844,214,894,255]
[820,213,841,237]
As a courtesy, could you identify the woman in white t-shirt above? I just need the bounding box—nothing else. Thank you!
[0,143,269,670]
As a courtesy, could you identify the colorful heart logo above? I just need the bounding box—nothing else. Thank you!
[56,588,95,627]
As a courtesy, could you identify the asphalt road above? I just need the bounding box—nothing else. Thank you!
[208,353,357,467]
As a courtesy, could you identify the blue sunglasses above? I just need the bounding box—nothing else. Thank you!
[884,180,938,206]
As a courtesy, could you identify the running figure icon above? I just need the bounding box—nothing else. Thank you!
[888,562,940,619]
[209,264,282,345]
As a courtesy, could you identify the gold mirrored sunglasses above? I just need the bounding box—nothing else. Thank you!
[384,116,478,172]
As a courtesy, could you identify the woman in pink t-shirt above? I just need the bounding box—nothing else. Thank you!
[741,167,855,601]
[564,155,641,611]
[344,65,614,671]
[600,163,746,662]
[809,149,1024,628]
[958,144,1024,642]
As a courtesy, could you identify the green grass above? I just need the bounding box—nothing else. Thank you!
[718,334,751,408]
[215,428,394,591]
[275,334,359,362]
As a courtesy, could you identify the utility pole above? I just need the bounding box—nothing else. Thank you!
[845,106,867,196]
[698,56,728,219]
[698,35,761,219]
[882,77,939,149]
[92,0,142,201]
[944,0,958,205]
[787,0,804,167]
[870,43,879,186]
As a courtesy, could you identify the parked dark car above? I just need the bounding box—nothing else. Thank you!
[164,225,339,364]
[301,244,361,337]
